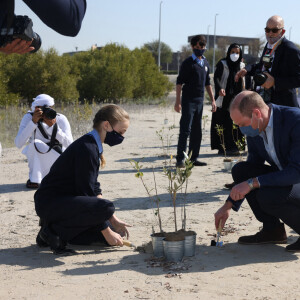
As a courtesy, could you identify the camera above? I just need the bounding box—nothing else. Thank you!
[253,54,273,86]
[41,105,57,120]
[0,15,41,53]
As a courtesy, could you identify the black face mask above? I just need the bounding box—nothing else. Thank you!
[104,129,124,147]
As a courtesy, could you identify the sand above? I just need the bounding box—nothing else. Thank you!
[0,96,299,300]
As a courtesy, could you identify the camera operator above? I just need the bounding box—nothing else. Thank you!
[15,94,73,189]
[0,0,86,54]
[235,15,300,107]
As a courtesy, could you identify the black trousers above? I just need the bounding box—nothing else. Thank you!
[35,192,115,243]
[177,98,203,162]
[232,161,300,234]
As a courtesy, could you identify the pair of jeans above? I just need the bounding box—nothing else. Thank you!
[177,97,203,162]
[231,161,300,234]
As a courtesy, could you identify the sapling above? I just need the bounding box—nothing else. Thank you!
[215,124,228,159]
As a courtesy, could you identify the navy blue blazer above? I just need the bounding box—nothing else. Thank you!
[230,104,300,211]
[246,37,300,107]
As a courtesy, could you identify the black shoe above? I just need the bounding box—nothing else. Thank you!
[238,224,287,245]
[39,225,67,250]
[176,161,185,168]
[224,182,236,189]
[286,237,300,252]
[193,160,207,166]
[36,229,49,247]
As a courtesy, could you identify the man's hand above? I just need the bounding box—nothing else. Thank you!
[109,214,132,239]
[101,227,123,246]
[211,100,217,112]
[261,73,275,89]
[43,117,56,127]
[235,68,247,82]
[219,89,226,97]
[214,201,232,230]
[32,107,43,124]
[230,181,251,201]
[174,102,181,113]
[97,194,103,198]
[0,39,34,54]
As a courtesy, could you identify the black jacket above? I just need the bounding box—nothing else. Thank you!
[246,37,300,107]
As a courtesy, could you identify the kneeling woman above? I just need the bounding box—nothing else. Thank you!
[34,104,130,253]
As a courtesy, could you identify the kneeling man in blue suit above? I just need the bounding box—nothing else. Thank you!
[215,91,300,252]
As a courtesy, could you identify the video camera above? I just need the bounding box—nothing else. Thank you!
[41,105,57,120]
[0,0,41,52]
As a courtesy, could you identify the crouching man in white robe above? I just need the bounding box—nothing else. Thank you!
[15,94,73,189]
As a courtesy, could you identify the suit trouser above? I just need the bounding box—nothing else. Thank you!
[232,161,300,235]
[177,98,203,162]
[35,192,115,243]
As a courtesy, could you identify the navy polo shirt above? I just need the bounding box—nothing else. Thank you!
[177,56,211,100]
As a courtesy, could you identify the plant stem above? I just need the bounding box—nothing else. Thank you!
[152,168,163,233]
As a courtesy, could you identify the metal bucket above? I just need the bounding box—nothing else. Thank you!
[184,233,197,257]
[163,238,184,262]
[151,234,165,257]
[224,160,232,171]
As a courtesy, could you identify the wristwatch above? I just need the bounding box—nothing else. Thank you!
[247,178,254,190]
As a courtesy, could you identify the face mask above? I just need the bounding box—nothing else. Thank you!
[266,34,282,45]
[230,53,239,62]
[104,128,124,147]
[239,115,260,137]
[193,48,205,57]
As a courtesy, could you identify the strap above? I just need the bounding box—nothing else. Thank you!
[33,122,61,154]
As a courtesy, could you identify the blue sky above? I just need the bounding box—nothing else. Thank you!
[16,0,300,54]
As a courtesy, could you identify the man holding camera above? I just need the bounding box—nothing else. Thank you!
[235,15,300,107]
[15,94,73,189]
[0,0,86,54]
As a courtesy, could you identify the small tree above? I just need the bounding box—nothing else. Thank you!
[215,124,227,158]
[144,40,173,65]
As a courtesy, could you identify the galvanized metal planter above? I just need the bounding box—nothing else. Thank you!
[224,160,233,171]
[151,234,165,257]
[184,233,197,257]
[163,238,184,262]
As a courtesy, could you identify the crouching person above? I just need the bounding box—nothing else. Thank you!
[34,104,131,254]
[15,94,73,189]
[215,91,300,252]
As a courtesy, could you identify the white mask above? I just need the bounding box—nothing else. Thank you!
[230,53,239,62]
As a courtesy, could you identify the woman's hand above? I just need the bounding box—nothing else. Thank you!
[109,214,132,239]
[219,89,226,97]
[101,227,123,246]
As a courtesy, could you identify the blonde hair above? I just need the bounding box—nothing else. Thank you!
[93,104,129,168]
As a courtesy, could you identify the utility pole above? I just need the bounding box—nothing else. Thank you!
[207,25,211,49]
[212,13,219,72]
[158,1,163,69]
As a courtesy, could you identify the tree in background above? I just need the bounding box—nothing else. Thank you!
[204,48,223,71]
[144,40,173,65]
[180,44,193,61]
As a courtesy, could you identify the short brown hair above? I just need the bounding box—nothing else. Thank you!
[230,92,266,118]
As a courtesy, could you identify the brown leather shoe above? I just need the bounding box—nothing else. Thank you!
[238,223,287,245]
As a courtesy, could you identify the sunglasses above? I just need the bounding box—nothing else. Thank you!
[264,27,283,33]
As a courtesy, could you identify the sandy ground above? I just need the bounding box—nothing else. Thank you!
[0,96,299,300]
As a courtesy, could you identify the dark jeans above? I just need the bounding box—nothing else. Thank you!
[232,161,300,234]
[177,98,203,162]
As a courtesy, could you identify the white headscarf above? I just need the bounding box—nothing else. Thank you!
[31,94,55,111]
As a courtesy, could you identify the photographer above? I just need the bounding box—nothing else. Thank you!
[15,94,73,189]
[235,15,300,107]
[0,0,86,54]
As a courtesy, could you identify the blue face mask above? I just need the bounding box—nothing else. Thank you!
[239,116,260,137]
[193,48,206,57]
[104,127,124,147]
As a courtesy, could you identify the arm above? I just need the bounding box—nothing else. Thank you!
[174,84,182,113]
[15,113,37,148]
[55,114,73,148]
[213,61,224,93]
[274,47,300,91]
[205,85,217,112]
[23,0,86,37]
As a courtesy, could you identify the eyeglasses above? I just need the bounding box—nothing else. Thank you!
[264,27,283,33]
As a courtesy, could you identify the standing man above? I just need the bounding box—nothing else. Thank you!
[215,91,300,252]
[175,35,216,167]
[235,15,300,107]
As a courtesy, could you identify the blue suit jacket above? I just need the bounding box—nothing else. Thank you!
[230,104,300,211]
[246,38,300,107]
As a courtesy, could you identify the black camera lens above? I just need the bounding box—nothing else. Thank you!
[30,33,42,53]
[42,106,57,120]
[254,73,268,86]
